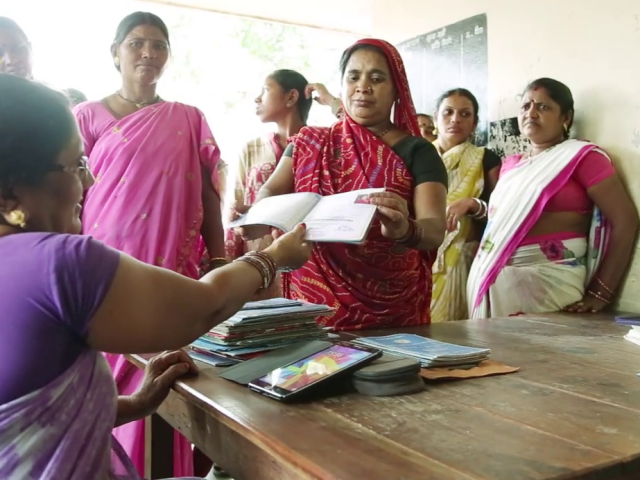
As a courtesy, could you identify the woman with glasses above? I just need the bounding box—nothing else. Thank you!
[73,11,226,478]
[0,73,311,480]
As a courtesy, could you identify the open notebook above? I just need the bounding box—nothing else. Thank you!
[228,188,385,244]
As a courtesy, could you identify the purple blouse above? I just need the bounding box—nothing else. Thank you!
[0,232,120,404]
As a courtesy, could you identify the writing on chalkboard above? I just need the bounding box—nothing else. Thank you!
[397,14,489,145]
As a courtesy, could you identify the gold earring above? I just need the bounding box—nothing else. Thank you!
[115,57,120,65]
[7,210,26,228]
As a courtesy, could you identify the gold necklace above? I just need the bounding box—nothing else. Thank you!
[376,128,392,138]
[524,142,560,160]
[116,91,162,109]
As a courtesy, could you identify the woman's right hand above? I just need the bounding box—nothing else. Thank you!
[305,83,336,106]
[264,223,313,271]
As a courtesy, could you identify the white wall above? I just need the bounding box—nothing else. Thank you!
[145,0,374,34]
[371,0,640,310]
[149,0,640,309]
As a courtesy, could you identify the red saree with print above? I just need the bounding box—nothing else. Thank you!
[282,39,435,330]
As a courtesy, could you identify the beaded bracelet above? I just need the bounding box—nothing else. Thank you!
[594,277,614,296]
[586,289,611,305]
[396,219,423,248]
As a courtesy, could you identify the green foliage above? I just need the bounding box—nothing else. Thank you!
[232,18,312,73]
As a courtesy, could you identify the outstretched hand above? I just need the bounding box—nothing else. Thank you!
[264,223,313,271]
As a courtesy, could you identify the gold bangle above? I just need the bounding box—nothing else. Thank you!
[208,257,228,270]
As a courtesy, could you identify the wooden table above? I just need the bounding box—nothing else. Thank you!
[129,313,640,480]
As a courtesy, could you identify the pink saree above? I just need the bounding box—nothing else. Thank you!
[74,101,222,477]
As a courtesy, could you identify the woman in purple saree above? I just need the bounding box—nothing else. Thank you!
[0,74,311,478]
[73,12,227,477]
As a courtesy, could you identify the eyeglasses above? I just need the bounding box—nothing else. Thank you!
[48,156,92,179]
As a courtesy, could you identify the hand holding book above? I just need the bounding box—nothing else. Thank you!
[367,191,411,240]
[228,188,386,244]
[230,201,272,241]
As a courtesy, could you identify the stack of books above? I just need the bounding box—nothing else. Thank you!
[189,298,334,366]
[353,334,491,368]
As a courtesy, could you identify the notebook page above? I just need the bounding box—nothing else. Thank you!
[229,192,320,232]
[301,188,384,243]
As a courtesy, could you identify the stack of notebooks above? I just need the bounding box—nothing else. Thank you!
[353,334,491,368]
[189,298,335,366]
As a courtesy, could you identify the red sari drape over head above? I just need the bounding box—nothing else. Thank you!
[283,39,435,330]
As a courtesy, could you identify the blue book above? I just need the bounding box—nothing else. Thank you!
[353,334,490,367]
[188,350,240,367]
[615,315,640,326]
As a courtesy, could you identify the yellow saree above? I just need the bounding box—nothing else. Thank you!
[431,141,485,322]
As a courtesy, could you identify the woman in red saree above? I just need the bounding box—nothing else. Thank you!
[239,39,448,330]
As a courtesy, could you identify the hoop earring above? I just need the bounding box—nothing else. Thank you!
[7,210,26,228]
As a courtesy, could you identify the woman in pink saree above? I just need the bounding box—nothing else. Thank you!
[74,12,225,478]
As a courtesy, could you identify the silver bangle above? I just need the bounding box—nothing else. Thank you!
[468,198,487,219]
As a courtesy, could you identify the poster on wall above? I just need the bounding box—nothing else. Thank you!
[397,14,488,145]
[488,117,529,159]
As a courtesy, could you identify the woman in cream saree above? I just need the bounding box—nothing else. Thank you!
[467,78,637,318]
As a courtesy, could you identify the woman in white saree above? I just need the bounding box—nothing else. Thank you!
[467,78,637,318]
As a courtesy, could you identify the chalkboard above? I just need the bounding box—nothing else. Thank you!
[397,14,488,145]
